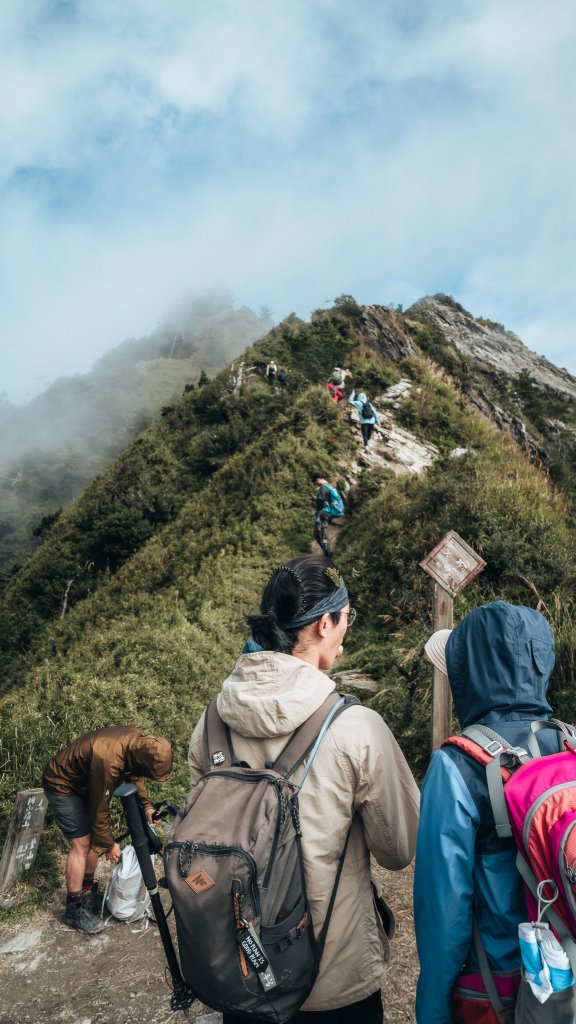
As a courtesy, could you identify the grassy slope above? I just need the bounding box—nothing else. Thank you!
[1,301,575,903]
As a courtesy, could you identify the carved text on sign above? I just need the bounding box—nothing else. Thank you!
[419,531,486,597]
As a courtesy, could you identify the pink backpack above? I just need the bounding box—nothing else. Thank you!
[445,719,576,1021]
[449,721,576,950]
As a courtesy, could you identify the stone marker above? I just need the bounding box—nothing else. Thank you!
[0,789,48,891]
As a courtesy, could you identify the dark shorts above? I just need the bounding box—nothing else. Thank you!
[43,788,91,839]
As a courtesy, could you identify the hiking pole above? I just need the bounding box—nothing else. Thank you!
[114,782,196,1014]
[114,798,179,848]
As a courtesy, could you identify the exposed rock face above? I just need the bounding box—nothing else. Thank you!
[461,378,550,465]
[408,296,576,402]
[361,305,417,362]
[347,380,439,477]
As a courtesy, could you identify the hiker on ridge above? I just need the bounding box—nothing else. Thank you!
[326,380,344,403]
[347,389,380,449]
[331,366,352,389]
[188,554,420,1023]
[42,727,172,934]
[414,601,562,1024]
[310,471,345,559]
[266,359,278,385]
[326,366,351,404]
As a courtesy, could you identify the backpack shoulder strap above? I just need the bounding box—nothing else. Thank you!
[443,725,531,839]
[443,733,512,774]
[273,693,359,963]
[529,718,576,754]
[203,698,238,771]
[272,693,360,784]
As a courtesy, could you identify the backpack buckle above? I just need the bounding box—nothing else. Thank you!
[485,740,504,756]
[508,746,528,759]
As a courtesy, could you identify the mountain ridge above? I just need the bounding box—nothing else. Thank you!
[408,294,576,399]
[0,294,575,894]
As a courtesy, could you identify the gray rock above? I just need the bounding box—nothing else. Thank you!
[331,670,380,696]
[0,929,43,954]
[361,306,417,362]
[408,296,576,401]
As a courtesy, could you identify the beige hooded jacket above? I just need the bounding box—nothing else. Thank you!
[187,652,419,1012]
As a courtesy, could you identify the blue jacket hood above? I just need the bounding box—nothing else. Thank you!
[445,601,554,728]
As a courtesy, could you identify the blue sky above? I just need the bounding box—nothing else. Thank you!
[2,0,575,403]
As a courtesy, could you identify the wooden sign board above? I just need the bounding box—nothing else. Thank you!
[420,531,486,751]
[0,789,48,890]
[419,530,486,598]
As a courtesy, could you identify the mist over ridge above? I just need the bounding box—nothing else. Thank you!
[0,286,273,572]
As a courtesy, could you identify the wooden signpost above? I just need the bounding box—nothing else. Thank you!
[0,789,48,891]
[420,531,486,751]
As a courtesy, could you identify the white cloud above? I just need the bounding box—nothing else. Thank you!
[1,0,576,403]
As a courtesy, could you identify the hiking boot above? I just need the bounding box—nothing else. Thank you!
[82,883,104,915]
[65,901,105,934]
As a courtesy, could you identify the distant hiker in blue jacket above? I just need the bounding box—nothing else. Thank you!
[414,601,560,1024]
[347,390,380,449]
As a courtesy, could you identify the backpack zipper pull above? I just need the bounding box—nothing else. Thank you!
[178,841,197,877]
[290,799,302,837]
[232,881,249,978]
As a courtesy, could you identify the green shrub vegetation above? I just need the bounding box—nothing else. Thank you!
[1,298,575,912]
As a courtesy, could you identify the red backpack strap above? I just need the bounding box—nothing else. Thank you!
[443,725,532,838]
[442,735,513,782]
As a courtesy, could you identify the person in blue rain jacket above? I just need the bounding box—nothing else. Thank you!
[414,601,560,1024]
[347,390,380,449]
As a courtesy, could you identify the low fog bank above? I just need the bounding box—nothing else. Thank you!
[0,287,273,573]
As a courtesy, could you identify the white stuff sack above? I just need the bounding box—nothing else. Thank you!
[104,845,152,922]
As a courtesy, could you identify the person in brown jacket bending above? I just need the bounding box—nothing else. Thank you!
[42,727,173,934]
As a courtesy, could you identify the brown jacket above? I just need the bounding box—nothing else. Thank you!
[43,726,172,854]
[188,652,419,1012]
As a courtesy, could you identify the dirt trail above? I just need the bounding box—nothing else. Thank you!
[0,863,417,1024]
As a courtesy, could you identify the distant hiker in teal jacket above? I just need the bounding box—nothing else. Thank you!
[348,390,380,449]
[310,471,345,558]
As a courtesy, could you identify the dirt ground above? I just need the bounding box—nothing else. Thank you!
[0,861,417,1024]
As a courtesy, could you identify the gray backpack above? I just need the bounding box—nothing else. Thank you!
[164,692,358,1022]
